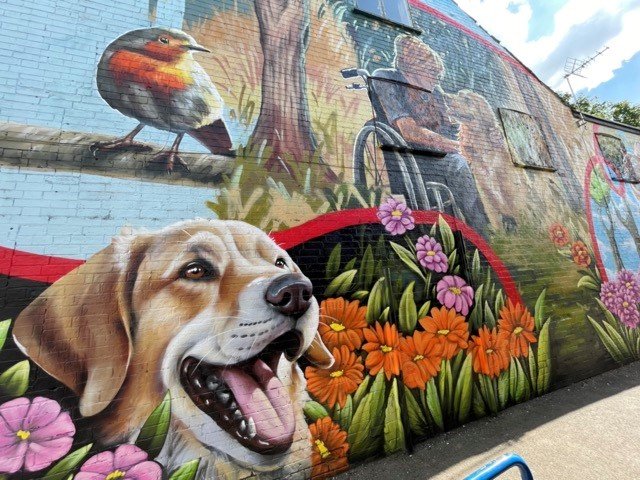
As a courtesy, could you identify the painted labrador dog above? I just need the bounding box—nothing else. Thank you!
[13,219,333,478]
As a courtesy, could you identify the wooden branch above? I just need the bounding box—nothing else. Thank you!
[0,123,235,187]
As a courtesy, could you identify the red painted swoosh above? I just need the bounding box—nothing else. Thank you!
[1,208,522,305]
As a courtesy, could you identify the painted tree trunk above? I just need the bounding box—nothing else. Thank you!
[251,0,316,175]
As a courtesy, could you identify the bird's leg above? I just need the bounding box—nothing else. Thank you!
[90,124,152,157]
[148,133,189,173]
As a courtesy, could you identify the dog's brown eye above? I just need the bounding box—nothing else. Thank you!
[275,258,287,269]
[181,261,215,280]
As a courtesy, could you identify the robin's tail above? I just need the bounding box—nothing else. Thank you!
[188,120,234,156]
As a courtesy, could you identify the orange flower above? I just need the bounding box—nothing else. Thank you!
[548,223,570,247]
[399,331,443,390]
[419,306,470,359]
[467,326,510,378]
[498,300,537,357]
[318,298,367,351]
[309,417,349,479]
[362,322,408,380]
[305,345,364,408]
[570,241,591,267]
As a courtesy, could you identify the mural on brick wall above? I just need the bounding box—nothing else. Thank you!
[0,0,639,479]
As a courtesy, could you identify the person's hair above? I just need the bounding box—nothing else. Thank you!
[394,35,445,88]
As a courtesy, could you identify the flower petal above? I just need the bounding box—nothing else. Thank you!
[23,397,62,431]
[113,444,149,471]
[24,436,73,472]
[0,439,28,474]
[0,397,30,431]
[125,460,162,480]
[29,411,75,443]
[80,450,115,474]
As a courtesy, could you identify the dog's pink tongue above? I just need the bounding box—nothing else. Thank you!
[221,359,295,447]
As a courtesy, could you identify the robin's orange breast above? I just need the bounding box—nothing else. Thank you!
[108,50,193,97]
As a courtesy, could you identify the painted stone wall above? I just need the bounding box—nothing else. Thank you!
[0,0,639,478]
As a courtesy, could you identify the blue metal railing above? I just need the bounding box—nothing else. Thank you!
[464,454,534,480]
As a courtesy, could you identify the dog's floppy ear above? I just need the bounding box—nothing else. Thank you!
[13,233,149,417]
[304,332,334,368]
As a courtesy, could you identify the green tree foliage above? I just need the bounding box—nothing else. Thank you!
[557,92,640,128]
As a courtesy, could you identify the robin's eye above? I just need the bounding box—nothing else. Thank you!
[275,258,287,269]
[159,36,169,44]
[180,261,216,281]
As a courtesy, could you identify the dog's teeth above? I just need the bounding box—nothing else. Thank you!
[239,419,247,433]
[233,409,243,422]
[217,392,230,404]
[247,417,257,438]
[229,401,238,410]
[206,377,220,390]
[258,440,270,446]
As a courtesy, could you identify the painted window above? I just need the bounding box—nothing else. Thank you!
[356,0,413,27]
[498,108,555,170]
[596,133,639,182]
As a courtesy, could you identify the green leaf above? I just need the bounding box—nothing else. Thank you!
[353,374,371,410]
[478,375,498,415]
[399,282,418,334]
[403,385,429,436]
[438,215,456,254]
[0,360,29,397]
[0,319,11,351]
[508,357,518,402]
[528,347,538,396]
[389,242,425,280]
[437,359,453,417]
[472,383,487,419]
[41,444,93,480]
[588,316,625,363]
[383,379,406,455]
[453,354,473,423]
[483,301,496,329]
[536,319,552,393]
[351,290,369,301]
[534,289,547,331]
[514,358,529,403]
[379,306,391,322]
[447,249,458,270]
[168,459,201,480]
[333,395,353,431]
[136,391,171,459]
[602,322,632,361]
[424,378,444,431]
[348,373,386,460]
[324,269,357,296]
[595,298,621,329]
[494,290,505,318]
[304,401,330,422]
[366,278,386,325]
[344,258,357,271]
[471,249,481,282]
[497,371,509,409]
[326,244,342,279]
[577,275,600,291]
[417,300,431,319]
[359,245,375,289]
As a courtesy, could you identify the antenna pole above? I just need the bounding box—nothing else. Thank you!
[563,46,609,127]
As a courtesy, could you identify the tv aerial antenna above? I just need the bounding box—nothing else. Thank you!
[563,46,609,126]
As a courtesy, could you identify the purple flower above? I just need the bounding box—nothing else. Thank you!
[616,292,640,329]
[436,275,474,316]
[75,444,161,480]
[600,280,619,312]
[617,270,640,302]
[416,235,448,273]
[377,198,415,236]
[0,396,75,474]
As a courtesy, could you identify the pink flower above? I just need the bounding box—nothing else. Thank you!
[377,198,415,235]
[416,235,448,273]
[600,280,619,312]
[0,396,75,474]
[436,275,474,316]
[76,444,161,480]
[615,292,640,329]
[617,270,640,302]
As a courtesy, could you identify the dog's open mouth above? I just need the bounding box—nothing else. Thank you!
[180,330,304,455]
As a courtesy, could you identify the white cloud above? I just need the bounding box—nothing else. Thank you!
[455,0,640,93]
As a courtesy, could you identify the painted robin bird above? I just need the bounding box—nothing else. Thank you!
[92,27,233,172]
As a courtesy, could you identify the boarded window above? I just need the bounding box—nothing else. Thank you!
[498,108,554,170]
[356,0,413,27]
[596,133,639,183]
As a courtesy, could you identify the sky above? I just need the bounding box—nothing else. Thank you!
[454,0,640,103]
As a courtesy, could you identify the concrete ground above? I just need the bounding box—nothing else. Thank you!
[337,362,640,480]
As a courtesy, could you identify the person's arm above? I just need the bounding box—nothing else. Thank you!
[394,116,460,154]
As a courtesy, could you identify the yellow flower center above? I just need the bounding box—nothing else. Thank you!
[486,348,494,354]
[426,251,436,257]
[381,345,393,353]
[413,354,424,361]
[105,471,126,480]
[623,301,629,308]
[437,329,450,336]
[16,430,30,441]
[449,286,462,295]
[626,282,632,288]
[513,326,524,335]
[391,209,403,218]
[315,439,331,459]
[330,322,346,332]
[330,370,344,378]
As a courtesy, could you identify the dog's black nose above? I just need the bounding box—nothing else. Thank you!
[266,274,313,318]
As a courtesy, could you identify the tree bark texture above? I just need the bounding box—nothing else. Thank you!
[251,0,316,174]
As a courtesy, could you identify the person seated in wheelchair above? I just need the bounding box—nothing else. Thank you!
[370,35,490,233]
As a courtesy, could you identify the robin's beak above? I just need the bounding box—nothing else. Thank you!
[186,43,210,53]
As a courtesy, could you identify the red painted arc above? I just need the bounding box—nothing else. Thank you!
[0,208,522,306]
